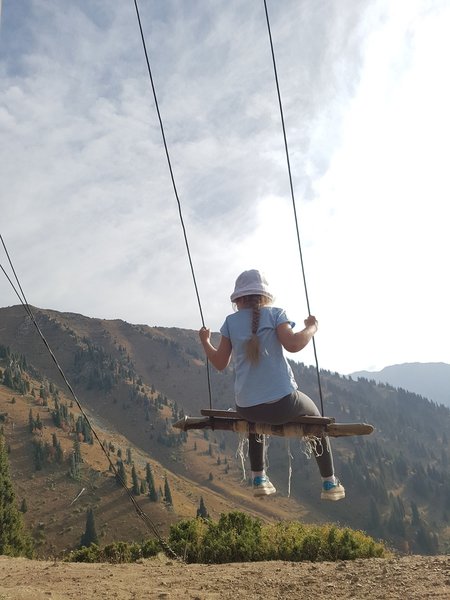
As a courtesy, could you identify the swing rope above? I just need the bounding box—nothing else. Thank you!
[133,0,213,410]
[263,0,325,416]
[0,234,179,560]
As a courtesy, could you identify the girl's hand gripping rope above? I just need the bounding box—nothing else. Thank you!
[199,326,211,345]
[304,315,318,333]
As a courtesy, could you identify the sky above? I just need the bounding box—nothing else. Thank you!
[0,0,449,375]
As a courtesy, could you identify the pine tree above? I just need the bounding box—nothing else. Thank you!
[55,442,64,464]
[0,435,33,557]
[28,409,34,433]
[82,418,92,444]
[163,475,173,506]
[116,460,127,487]
[80,508,99,548]
[69,440,82,481]
[3,367,13,389]
[69,452,81,481]
[33,440,44,471]
[196,496,209,519]
[126,448,132,465]
[146,463,158,502]
[73,439,82,464]
[131,465,140,495]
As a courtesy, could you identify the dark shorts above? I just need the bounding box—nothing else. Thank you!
[235,390,321,425]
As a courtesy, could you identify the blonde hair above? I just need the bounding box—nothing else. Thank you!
[235,294,272,365]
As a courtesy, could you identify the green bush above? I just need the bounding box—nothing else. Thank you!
[103,541,141,563]
[68,543,101,563]
[167,515,209,562]
[168,511,388,563]
[168,511,267,563]
[66,538,159,563]
[199,511,265,563]
[140,538,161,558]
[66,512,388,564]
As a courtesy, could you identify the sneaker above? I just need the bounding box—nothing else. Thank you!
[321,479,345,501]
[253,476,276,497]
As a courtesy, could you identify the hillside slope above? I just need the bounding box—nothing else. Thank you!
[0,309,318,557]
[1,376,312,557]
[1,304,450,555]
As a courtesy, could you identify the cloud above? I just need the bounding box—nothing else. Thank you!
[1,0,449,373]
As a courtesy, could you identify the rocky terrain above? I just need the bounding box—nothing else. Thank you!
[1,554,450,599]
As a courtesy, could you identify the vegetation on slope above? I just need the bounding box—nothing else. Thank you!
[67,511,388,564]
[1,306,449,556]
[0,433,34,558]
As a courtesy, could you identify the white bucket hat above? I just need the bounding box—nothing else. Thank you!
[230,269,274,303]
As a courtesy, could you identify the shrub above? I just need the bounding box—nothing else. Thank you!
[140,538,161,558]
[168,512,388,563]
[169,511,270,563]
[65,512,388,564]
[103,541,141,563]
[68,544,101,563]
[201,511,265,563]
[168,516,209,561]
[66,539,159,563]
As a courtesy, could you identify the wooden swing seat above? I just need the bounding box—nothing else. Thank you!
[173,408,374,438]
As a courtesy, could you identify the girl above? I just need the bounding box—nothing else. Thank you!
[199,269,345,500]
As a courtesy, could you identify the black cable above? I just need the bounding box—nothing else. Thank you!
[0,234,179,559]
[132,0,213,410]
[262,0,325,416]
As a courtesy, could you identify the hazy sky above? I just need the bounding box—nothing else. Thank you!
[0,0,449,375]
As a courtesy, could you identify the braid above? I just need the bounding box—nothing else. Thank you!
[251,303,261,335]
[245,296,263,365]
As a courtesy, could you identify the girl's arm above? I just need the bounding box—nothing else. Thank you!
[199,328,232,371]
[276,315,318,353]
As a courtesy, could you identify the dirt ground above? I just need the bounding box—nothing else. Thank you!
[1,554,449,600]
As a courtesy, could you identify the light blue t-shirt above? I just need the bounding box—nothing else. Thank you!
[220,306,298,407]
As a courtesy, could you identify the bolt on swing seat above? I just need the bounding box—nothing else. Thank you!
[173,408,374,438]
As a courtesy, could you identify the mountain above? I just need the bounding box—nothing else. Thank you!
[0,305,327,557]
[351,363,450,408]
[1,304,450,557]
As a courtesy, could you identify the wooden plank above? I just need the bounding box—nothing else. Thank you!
[200,408,334,425]
[174,416,324,437]
[173,416,374,438]
[327,423,374,437]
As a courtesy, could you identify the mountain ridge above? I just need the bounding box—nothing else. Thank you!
[1,304,450,556]
[351,362,450,408]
